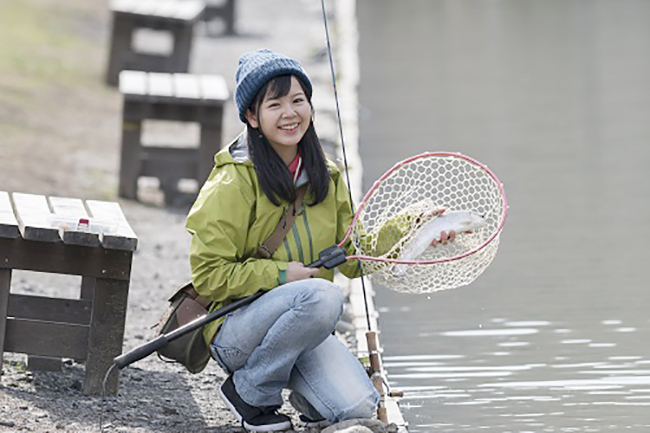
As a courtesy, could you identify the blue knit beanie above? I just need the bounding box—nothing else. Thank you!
[235,49,313,122]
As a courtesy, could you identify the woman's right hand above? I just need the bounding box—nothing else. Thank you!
[286,261,320,283]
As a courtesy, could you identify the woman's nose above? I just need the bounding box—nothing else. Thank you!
[281,103,296,117]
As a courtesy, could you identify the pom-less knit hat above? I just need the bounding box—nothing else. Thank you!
[235,49,313,122]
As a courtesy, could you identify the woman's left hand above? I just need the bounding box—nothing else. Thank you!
[431,230,456,247]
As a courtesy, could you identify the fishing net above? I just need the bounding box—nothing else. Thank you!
[344,152,507,294]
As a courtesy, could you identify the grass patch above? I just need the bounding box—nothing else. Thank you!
[0,0,102,93]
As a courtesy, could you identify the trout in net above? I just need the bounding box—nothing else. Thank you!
[392,211,487,276]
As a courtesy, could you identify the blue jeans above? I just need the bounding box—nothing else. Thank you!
[210,278,379,423]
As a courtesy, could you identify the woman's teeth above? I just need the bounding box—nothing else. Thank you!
[280,123,298,130]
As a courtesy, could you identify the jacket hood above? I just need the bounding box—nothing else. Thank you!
[214,130,253,168]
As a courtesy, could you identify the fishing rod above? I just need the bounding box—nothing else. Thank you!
[112,246,346,369]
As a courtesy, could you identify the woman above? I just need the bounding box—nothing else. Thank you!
[185,49,380,432]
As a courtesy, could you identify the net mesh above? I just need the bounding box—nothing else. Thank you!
[349,153,506,294]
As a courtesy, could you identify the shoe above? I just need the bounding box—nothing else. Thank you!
[289,392,330,428]
[299,414,329,428]
[219,376,292,432]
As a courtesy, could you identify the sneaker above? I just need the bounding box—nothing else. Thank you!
[289,392,330,428]
[219,376,292,432]
[299,414,329,428]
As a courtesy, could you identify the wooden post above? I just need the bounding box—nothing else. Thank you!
[106,14,136,86]
[84,277,130,395]
[366,330,388,424]
[171,24,193,73]
[0,269,11,371]
[198,122,222,188]
[222,0,236,35]
[118,116,142,200]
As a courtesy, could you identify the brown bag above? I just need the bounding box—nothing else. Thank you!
[153,185,307,374]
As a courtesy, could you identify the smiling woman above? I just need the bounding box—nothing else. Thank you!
[184,49,379,432]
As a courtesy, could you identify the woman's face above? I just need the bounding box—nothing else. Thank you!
[246,76,311,155]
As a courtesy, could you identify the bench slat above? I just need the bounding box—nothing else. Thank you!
[48,197,100,247]
[173,73,201,100]
[4,318,89,360]
[12,193,60,242]
[8,294,92,325]
[171,0,205,20]
[109,0,137,14]
[199,75,229,102]
[132,0,160,16]
[150,0,178,18]
[110,0,203,21]
[0,191,20,239]
[119,70,148,98]
[148,72,174,99]
[85,201,138,251]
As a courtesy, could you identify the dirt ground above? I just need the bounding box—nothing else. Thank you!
[0,1,387,432]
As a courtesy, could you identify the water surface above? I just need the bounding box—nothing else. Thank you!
[357,1,650,431]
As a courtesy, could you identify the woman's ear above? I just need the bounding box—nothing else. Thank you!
[245,109,259,128]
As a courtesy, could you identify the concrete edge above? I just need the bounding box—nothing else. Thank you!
[331,0,409,431]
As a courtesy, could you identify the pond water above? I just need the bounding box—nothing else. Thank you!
[357,1,650,431]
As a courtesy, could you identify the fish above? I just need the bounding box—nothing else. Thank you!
[392,211,487,276]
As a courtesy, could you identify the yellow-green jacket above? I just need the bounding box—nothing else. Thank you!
[186,135,361,345]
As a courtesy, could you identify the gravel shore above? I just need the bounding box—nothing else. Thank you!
[0,0,394,432]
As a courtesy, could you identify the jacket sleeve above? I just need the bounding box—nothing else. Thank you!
[186,166,288,302]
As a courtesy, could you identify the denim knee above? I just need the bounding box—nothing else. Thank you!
[294,279,344,332]
[340,390,380,421]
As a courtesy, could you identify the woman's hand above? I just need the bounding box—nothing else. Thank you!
[431,230,456,247]
[286,261,320,283]
[423,208,455,247]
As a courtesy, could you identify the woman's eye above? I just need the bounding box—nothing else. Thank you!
[294,98,304,104]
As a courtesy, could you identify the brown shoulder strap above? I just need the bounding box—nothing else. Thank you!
[254,184,308,259]
[177,185,308,306]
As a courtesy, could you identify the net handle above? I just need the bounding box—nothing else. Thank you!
[338,151,508,265]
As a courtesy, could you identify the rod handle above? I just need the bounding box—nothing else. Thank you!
[113,335,168,370]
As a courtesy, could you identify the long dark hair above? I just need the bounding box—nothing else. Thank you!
[246,74,330,206]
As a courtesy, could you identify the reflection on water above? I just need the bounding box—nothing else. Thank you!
[380,319,650,432]
[357,1,650,430]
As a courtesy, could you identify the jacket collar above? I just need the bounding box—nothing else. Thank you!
[227,129,310,187]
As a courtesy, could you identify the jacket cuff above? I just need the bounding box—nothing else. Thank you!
[275,261,288,285]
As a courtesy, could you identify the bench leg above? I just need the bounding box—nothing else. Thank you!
[81,276,96,300]
[0,269,11,372]
[118,116,142,200]
[106,14,136,86]
[198,122,223,188]
[170,24,193,73]
[84,278,129,396]
[223,0,236,35]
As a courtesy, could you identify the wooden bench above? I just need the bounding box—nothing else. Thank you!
[106,0,206,86]
[118,70,229,202]
[0,192,137,395]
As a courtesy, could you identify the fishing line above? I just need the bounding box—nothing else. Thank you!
[319,0,373,333]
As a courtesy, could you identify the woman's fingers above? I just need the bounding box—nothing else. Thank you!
[432,230,456,247]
